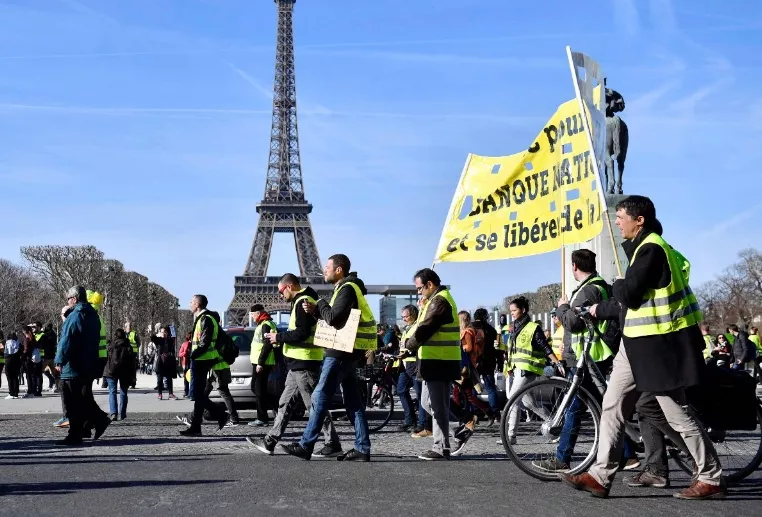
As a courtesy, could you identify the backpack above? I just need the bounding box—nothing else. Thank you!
[208,311,239,364]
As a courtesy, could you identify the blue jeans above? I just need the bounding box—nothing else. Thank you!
[397,367,416,426]
[188,359,195,399]
[106,377,129,418]
[556,368,635,464]
[299,356,371,454]
[481,373,498,413]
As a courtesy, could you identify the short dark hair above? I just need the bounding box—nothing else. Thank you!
[328,254,351,274]
[473,308,489,321]
[193,294,208,309]
[728,324,739,332]
[509,296,529,313]
[34,321,42,327]
[615,195,656,225]
[279,273,300,286]
[752,327,759,333]
[401,304,419,319]
[414,268,441,287]
[250,304,265,312]
[115,328,126,339]
[571,249,597,274]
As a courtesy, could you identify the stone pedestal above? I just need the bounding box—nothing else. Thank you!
[562,194,629,296]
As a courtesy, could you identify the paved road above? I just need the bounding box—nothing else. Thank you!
[1,411,760,517]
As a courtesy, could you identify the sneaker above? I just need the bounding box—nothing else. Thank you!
[621,458,642,471]
[398,424,416,433]
[4,395,15,400]
[623,468,669,488]
[411,429,433,438]
[179,428,202,437]
[54,417,69,428]
[496,439,503,445]
[247,436,276,455]
[337,448,370,462]
[451,428,473,457]
[533,457,570,472]
[108,413,118,422]
[248,419,267,427]
[418,450,450,461]
[176,415,191,427]
[224,420,239,428]
[157,394,163,400]
[313,442,343,458]
[168,394,177,400]
[280,442,311,460]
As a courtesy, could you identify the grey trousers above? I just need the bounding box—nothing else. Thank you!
[506,370,550,438]
[636,392,690,477]
[421,380,451,454]
[589,345,722,487]
[267,369,338,444]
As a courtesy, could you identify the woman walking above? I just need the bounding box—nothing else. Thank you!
[21,326,42,397]
[178,333,192,398]
[155,326,177,400]
[4,332,22,399]
[103,329,136,421]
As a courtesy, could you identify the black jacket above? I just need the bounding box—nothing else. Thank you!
[316,274,370,362]
[471,320,497,374]
[732,331,756,364]
[405,286,461,382]
[103,337,135,380]
[277,286,322,371]
[615,229,705,392]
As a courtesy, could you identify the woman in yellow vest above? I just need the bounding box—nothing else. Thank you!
[505,296,563,445]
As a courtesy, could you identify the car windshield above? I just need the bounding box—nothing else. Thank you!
[226,329,254,354]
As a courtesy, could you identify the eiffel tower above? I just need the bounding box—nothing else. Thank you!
[226,0,324,326]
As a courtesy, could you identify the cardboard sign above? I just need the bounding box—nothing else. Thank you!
[313,309,361,353]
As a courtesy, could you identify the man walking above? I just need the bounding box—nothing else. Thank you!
[281,255,374,462]
[247,303,277,427]
[178,294,228,436]
[125,321,140,388]
[398,268,462,460]
[246,274,340,455]
[559,195,724,500]
[55,285,110,445]
[471,308,499,421]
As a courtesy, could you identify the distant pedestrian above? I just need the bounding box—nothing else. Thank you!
[21,326,42,397]
[155,326,177,400]
[4,332,22,399]
[103,328,136,421]
[179,332,192,398]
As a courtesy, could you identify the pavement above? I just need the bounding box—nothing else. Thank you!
[1,375,761,516]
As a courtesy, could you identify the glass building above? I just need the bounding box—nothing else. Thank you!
[379,294,418,329]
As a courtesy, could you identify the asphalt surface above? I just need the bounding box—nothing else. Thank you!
[1,409,761,517]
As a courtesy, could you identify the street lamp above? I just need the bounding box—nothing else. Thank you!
[107,265,115,343]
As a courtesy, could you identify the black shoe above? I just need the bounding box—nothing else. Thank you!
[109,413,118,422]
[280,442,311,460]
[180,428,202,437]
[313,442,343,458]
[337,448,370,462]
[82,428,92,439]
[56,436,84,446]
[418,450,450,461]
[93,418,110,440]
[399,424,416,433]
[247,436,276,455]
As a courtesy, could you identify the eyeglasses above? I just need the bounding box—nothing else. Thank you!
[278,285,288,295]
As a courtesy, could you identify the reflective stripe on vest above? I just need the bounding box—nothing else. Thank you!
[34,332,45,358]
[283,290,324,362]
[623,234,703,338]
[569,276,613,362]
[192,312,221,362]
[97,314,108,358]
[509,321,546,375]
[551,326,564,359]
[328,281,377,350]
[251,320,277,366]
[417,289,461,362]
[127,330,139,353]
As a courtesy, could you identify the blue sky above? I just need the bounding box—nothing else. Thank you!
[2,0,761,318]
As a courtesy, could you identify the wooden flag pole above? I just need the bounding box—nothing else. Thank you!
[604,209,623,278]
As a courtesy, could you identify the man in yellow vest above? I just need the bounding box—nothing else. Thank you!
[560,195,724,500]
[124,321,140,388]
[247,274,340,456]
[396,268,462,460]
[396,304,420,432]
[282,255,374,462]
[178,294,228,436]
[247,303,277,426]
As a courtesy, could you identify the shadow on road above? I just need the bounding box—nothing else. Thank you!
[0,479,230,496]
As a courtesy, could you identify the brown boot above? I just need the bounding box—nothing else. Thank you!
[673,480,727,500]
[558,472,610,498]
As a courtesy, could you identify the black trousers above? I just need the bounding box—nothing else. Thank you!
[190,361,224,431]
[205,369,238,422]
[251,364,272,422]
[62,377,108,440]
[5,355,20,397]
[26,361,43,396]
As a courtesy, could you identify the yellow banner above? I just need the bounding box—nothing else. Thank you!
[434,98,604,263]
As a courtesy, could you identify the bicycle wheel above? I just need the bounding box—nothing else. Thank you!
[670,403,762,484]
[500,377,602,482]
[365,385,394,433]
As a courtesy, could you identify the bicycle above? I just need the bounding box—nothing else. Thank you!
[355,354,395,433]
[500,307,762,483]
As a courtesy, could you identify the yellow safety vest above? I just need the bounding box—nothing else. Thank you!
[34,332,45,358]
[499,325,511,351]
[750,334,762,354]
[623,233,703,338]
[283,290,324,362]
[97,314,108,359]
[394,322,419,367]
[551,326,565,359]
[127,330,139,354]
[509,321,546,375]
[702,334,714,359]
[251,320,277,366]
[328,280,377,350]
[725,333,736,345]
[192,312,222,363]
[569,276,613,362]
[417,289,461,362]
